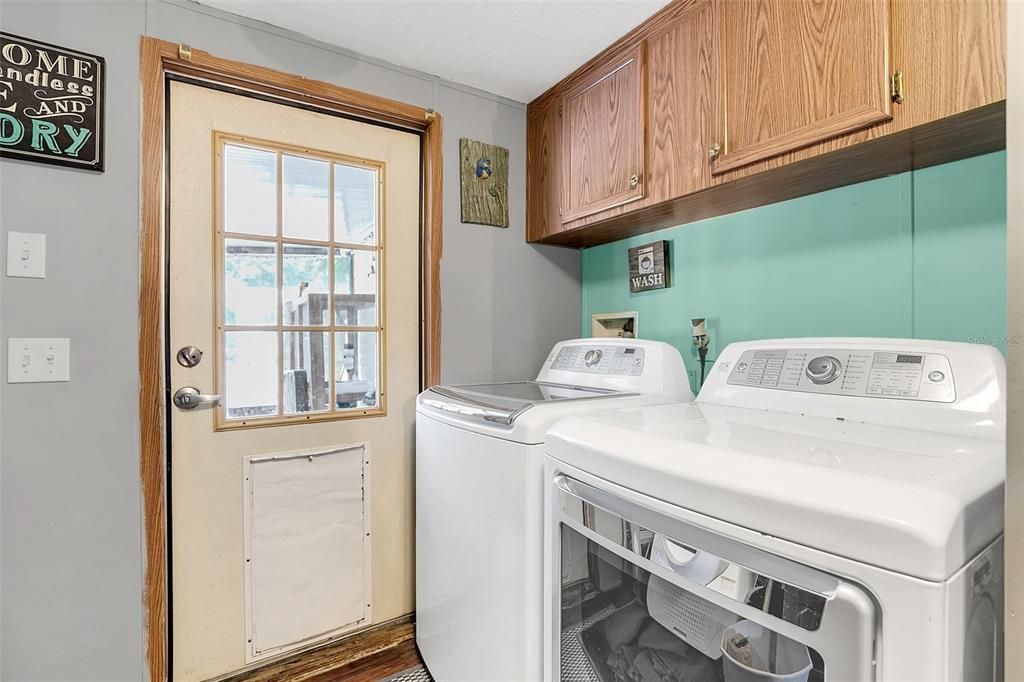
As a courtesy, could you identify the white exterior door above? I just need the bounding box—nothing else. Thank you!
[167,81,420,680]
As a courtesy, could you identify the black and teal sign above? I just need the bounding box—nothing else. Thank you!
[0,32,104,171]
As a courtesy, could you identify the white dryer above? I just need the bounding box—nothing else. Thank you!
[416,338,693,681]
[544,338,1005,682]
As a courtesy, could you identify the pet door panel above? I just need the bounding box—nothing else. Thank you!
[245,446,369,659]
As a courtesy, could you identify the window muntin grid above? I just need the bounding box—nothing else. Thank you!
[214,133,386,428]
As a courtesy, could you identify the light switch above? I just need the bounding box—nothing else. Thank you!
[7,338,70,383]
[6,231,46,278]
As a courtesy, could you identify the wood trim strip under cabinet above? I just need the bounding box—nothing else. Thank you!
[139,36,442,681]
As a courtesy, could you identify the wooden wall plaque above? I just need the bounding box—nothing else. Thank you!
[459,138,509,227]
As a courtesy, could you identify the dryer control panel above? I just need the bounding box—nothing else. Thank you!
[726,347,955,402]
[549,344,646,376]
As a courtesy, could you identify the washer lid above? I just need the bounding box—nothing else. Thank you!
[545,401,1005,582]
[421,381,628,427]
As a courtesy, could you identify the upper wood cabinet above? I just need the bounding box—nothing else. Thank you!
[890,0,1005,128]
[713,0,892,174]
[525,0,1004,248]
[646,0,719,203]
[560,45,646,223]
[526,98,561,242]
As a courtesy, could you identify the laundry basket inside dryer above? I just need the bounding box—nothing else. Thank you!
[550,474,878,682]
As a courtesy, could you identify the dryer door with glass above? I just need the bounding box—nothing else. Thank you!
[549,474,879,682]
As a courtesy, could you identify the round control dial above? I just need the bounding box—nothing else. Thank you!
[583,349,603,367]
[806,355,842,384]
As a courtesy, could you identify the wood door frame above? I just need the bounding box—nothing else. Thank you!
[139,36,443,681]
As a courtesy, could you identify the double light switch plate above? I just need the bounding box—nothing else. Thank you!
[7,338,70,383]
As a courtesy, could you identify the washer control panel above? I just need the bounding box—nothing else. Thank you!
[550,344,646,376]
[726,347,955,402]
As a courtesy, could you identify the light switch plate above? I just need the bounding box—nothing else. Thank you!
[7,338,70,383]
[6,231,46,278]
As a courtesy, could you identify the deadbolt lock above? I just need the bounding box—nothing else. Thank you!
[177,345,204,368]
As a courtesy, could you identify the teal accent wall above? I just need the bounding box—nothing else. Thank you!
[581,151,1007,392]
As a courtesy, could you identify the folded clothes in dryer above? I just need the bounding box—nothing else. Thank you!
[600,610,723,682]
[606,644,641,680]
[638,620,690,653]
[636,648,714,682]
[603,603,650,650]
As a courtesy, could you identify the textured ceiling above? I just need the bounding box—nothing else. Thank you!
[193,0,671,102]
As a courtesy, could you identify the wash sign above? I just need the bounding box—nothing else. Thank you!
[628,240,670,293]
[0,33,104,171]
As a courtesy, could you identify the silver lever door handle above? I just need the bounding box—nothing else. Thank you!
[173,386,221,410]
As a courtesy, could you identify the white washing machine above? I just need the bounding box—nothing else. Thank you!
[544,338,1005,682]
[416,338,693,681]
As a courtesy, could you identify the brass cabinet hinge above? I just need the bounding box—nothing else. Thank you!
[177,43,192,62]
[890,70,905,104]
[425,109,437,122]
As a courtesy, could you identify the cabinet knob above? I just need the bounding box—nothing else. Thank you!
[709,142,721,160]
[629,174,639,188]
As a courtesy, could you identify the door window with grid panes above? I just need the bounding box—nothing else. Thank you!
[215,133,385,427]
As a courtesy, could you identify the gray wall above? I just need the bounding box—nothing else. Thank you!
[0,1,580,679]
[1,2,148,681]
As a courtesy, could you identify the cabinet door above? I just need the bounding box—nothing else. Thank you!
[891,0,1005,129]
[646,0,719,203]
[714,0,892,174]
[526,98,561,242]
[560,45,645,223]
